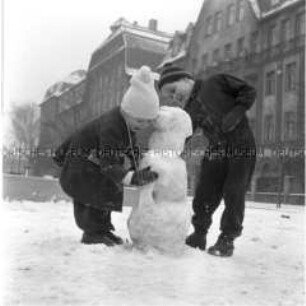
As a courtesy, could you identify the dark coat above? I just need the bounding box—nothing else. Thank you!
[184,74,256,148]
[53,107,139,212]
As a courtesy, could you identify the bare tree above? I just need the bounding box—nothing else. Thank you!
[10,102,40,148]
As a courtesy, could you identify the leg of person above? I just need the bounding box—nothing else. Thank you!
[186,156,226,250]
[73,200,122,245]
[208,155,256,257]
[61,159,124,245]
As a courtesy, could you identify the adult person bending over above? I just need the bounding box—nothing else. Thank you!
[158,64,256,257]
[53,66,159,246]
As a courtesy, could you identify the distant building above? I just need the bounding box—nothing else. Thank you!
[82,18,172,119]
[80,18,172,149]
[158,23,194,68]
[37,70,86,176]
[182,0,304,202]
[39,70,87,148]
[38,18,172,175]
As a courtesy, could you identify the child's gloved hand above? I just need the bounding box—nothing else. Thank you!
[130,166,158,186]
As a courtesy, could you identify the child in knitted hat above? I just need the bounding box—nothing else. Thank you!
[158,64,257,257]
[53,65,159,246]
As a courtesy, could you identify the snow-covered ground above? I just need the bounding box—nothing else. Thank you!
[1,199,305,306]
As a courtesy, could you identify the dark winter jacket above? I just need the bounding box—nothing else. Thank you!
[184,74,256,151]
[53,107,139,211]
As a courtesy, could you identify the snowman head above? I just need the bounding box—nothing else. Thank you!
[149,106,193,155]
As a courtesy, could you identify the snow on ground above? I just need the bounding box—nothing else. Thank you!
[1,200,305,306]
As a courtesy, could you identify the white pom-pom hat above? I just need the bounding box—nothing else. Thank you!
[121,66,160,119]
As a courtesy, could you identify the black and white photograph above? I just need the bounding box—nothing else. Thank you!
[1,0,305,305]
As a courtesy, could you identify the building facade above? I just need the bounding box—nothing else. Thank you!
[158,23,194,68]
[82,18,172,120]
[165,0,305,202]
[38,19,172,174]
[80,18,172,149]
[39,70,87,149]
[38,70,86,176]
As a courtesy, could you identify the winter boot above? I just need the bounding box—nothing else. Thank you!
[81,232,116,246]
[207,234,234,257]
[105,231,124,245]
[185,231,207,250]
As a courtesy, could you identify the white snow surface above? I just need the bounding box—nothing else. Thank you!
[2,199,305,306]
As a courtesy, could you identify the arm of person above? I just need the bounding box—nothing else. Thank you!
[98,148,158,187]
[221,74,257,133]
[99,147,129,185]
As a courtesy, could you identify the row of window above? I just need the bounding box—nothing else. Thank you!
[197,9,304,71]
[265,62,297,96]
[89,65,125,115]
[200,36,247,67]
[264,112,297,142]
[264,12,305,48]
[205,0,244,36]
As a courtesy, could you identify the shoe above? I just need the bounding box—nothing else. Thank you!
[81,232,116,246]
[207,234,234,257]
[185,231,207,250]
[105,231,124,245]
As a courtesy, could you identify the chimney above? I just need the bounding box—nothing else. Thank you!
[148,19,158,31]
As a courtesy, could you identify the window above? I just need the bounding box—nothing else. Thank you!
[265,71,276,96]
[224,43,232,59]
[214,11,222,33]
[250,31,259,53]
[281,19,291,41]
[213,49,220,63]
[237,37,244,57]
[201,53,208,69]
[206,16,213,36]
[236,0,244,22]
[264,114,274,142]
[285,62,297,92]
[284,112,296,141]
[267,24,278,46]
[296,12,305,36]
[226,4,235,26]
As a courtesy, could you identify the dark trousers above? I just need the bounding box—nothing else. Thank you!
[192,153,256,238]
[73,200,114,234]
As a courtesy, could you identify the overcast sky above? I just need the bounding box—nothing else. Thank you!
[4,0,203,107]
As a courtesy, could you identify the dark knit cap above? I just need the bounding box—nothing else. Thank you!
[158,64,193,90]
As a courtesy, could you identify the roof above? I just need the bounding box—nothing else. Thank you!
[261,0,302,18]
[42,70,86,103]
[158,50,187,68]
[89,18,172,72]
[247,0,303,19]
[94,18,172,53]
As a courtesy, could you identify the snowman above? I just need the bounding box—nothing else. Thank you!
[127,106,193,254]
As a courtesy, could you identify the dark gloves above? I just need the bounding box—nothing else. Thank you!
[222,106,246,133]
[130,166,158,186]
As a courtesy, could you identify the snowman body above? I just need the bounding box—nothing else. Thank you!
[127,106,193,254]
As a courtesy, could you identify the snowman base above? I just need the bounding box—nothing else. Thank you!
[127,184,191,255]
